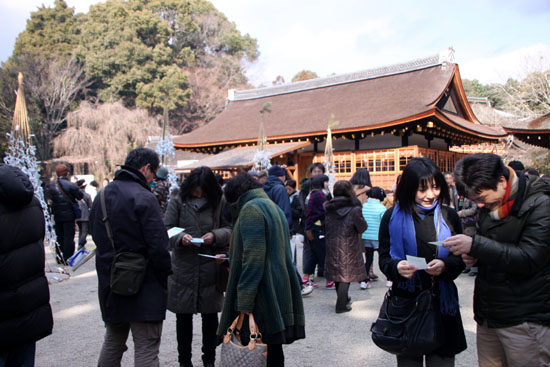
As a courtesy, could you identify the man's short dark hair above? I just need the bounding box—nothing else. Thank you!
[508,160,525,171]
[124,147,160,172]
[309,162,326,174]
[454,153,508,198]
[224,173,262,204]
[285,179,296,189]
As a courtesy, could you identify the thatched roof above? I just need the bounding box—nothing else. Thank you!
[174,54,505,150]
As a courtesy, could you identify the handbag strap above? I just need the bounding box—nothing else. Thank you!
[100,188,116,253]
[56,180,76,204]
[385,289,432,324]
[225,313,263,342]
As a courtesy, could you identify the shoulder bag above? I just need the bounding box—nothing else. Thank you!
[56,181,81,219]
[370,212,445,357]
[221,313,267,367]
[370,287,444,357]
[100,188,148,296]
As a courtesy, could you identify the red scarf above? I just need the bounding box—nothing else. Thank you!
[490,167,519,220]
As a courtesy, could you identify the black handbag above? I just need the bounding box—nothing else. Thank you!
[100,188,148,296]
[370,287,445,357]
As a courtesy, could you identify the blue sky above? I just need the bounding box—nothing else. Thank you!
[1,0,549,86]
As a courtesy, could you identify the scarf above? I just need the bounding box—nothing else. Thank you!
[389,201,458,315]
[490,166,519,220]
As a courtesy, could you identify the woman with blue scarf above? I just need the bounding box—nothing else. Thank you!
[378,157,467,366]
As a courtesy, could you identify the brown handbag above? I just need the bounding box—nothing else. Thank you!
[220,313,267,367]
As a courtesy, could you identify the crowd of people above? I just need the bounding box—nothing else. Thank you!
[1,148,549,367]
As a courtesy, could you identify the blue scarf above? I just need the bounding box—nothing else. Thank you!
[389,201,458,315]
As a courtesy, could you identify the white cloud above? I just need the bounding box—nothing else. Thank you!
[245,17,405,86]
[460,43,550,84]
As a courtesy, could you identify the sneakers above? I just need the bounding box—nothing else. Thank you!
[386,280,393,287]
[360,281,371,290]
[326,281,335,289]
[301,284,314,296]
[302,277,319,288]
[369,272,379,280]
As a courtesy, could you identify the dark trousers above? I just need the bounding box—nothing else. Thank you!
[97,321,163,367]
[55,220,76,261]
[364,247,374,281]
[267,344,284,367]
[303,227,326,275]
[397,354,454,367]
[0,341,35,367]
[77,221,89,249]
[335,282,350,311]
[176,313,218,365]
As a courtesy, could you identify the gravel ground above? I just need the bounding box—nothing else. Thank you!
[37,239,478,366]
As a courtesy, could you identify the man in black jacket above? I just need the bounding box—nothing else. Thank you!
[445,153,550,367]
[90,148,172,367]
[47,163,83,262]
[0,164,53,366]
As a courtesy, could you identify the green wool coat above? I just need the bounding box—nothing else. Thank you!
[217,189,305,340]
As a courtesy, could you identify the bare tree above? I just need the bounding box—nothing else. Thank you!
[0,53,91,161]
[52,101,163,180]
[501,53,550,120]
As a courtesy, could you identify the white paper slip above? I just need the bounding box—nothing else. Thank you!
[406,255,431,270]
[428,241,445,246]
[167,227,185,238]
[191,238,205,244]
[198,254,229,260]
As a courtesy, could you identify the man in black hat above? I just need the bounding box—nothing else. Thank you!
[263,165,292,230]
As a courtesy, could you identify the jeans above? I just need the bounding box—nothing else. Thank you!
[54,220,76,261]
[363,247,374,281]
[97,321,163,367]
[303,226,325,276]
[0,342,35,367]
[77,221,89,249]
[176,313,218,365]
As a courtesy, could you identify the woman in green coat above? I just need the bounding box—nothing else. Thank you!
[219,173,305,367]
[164,166,231,367]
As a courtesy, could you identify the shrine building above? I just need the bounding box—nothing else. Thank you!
[173,53,506,188]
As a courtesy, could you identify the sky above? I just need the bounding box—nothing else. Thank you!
[1,0,549,87]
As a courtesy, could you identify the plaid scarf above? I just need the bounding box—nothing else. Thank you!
[490,166,519,220]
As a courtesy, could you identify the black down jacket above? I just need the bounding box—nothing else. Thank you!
[90,166,172,325]
[0,164,53,349]
[470,174,550,328]
[324,196,367,283]
[47,176,83,222]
